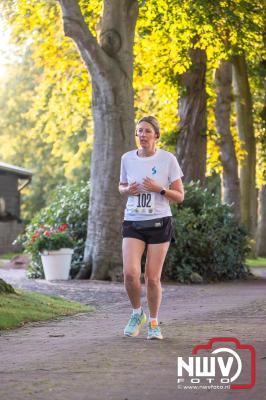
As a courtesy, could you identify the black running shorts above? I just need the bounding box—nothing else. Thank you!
[121,216,175,244]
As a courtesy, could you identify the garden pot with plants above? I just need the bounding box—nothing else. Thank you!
[40,248,74,280]
[28,224,75,280]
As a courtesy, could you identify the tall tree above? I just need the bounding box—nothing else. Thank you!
[232,54,257,235]
[58,0,138,279]
[135,1,210,183]
[215,60,240,219]
[256,52,266,256]
[1,0,264,262]
[257,186,266,256]
[176,41,207,183]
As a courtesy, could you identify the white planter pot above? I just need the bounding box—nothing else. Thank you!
[40,248,74,280]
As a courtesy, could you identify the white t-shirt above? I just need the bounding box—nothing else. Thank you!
[120,149,183,221]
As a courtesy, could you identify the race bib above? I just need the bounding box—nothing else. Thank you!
[133,192,155,214]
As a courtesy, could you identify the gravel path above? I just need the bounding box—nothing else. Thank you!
[0,267,266,400]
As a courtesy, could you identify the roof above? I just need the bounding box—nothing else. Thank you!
[0,161,33,178]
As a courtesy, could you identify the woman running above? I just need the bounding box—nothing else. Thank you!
[119,116,184,339]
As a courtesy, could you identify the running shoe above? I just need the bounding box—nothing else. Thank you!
[124,310,147,337]
[147,321,163,340]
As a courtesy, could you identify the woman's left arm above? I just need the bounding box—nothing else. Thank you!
[142,177,184,203]
[165,179,184,203]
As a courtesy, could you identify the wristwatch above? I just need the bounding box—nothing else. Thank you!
[160,188,166,195]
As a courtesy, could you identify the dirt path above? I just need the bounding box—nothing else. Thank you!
[0,269,266,400]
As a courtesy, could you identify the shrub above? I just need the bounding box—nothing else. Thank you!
[17,182,89,278]
[19,180,249,283]
[163,182,250,283]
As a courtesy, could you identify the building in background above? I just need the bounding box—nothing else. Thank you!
[0,162,33,254]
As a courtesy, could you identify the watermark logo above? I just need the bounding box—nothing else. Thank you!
[177,337,256,390]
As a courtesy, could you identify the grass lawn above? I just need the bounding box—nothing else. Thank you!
[0,252,23,260]
[246,257,266,268]
[0,252,24,268]
[0,290,94,330]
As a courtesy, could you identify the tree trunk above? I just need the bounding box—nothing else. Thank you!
[256,185,266,256]
[232,54,257,235]
[256,53,266,256]
[58,0,138,279]
[214,60,240,220]
[176,40,207,183]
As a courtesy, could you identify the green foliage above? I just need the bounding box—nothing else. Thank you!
[1,0,265,205]
[17,181,89,279]
[20,181,250,283]
[0,2,92,220]
[0,0,265,262]
[135,0,265,175]
[0,48,91,221]
[163,182,250,283]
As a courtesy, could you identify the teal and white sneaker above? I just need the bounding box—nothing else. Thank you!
[147,321,163,340]
[124,310,147,337]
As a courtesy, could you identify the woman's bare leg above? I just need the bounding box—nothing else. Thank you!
[144,242,170,318]
[122,237,146,308]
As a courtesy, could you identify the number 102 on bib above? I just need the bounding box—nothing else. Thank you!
[134,192,155,214]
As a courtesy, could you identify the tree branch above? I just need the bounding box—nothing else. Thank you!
[58,0,111,75]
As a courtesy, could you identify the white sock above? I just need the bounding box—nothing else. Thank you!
[133,306,142,315]
[149,317,158,325]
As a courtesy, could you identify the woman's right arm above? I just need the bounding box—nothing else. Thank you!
[118,183,129,195]
[119,154,141,196]
[119,155,130,195]
[118,182,141,196]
